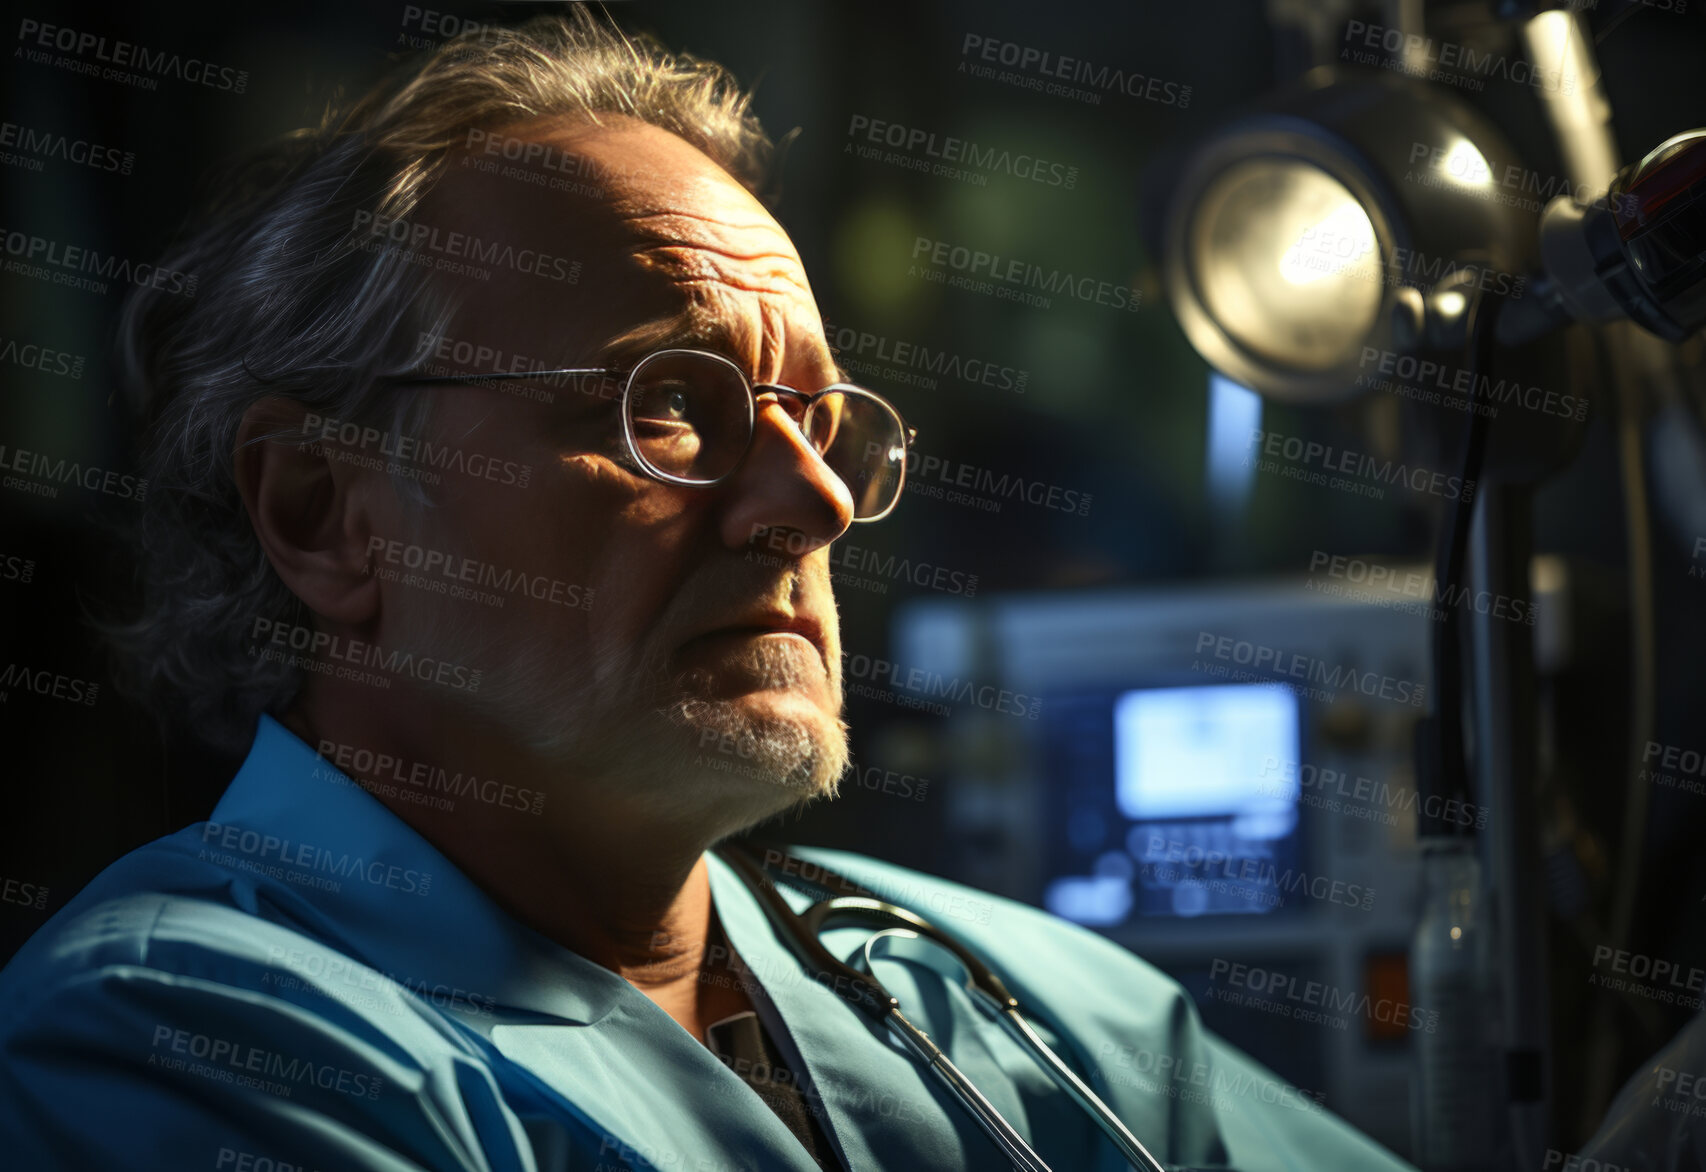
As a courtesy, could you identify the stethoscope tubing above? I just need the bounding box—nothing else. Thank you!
[993,1000,1164,1172]
[882,1006,1054,1172]
[720,845,1168,1172]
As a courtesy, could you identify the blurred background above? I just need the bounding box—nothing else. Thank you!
[4,0,1706,1166]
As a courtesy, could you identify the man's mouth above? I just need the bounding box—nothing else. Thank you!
[678,611,827,670]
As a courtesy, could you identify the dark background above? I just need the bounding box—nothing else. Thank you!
[4,0,1706,1157]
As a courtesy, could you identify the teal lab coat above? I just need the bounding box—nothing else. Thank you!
[0,715,1417,1171]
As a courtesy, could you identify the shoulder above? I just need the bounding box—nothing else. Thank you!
[0,823,461,1048]
[0,837,492,1168]
[1,831,223,1010]
[0,833,439,1069]
[1,828,298,1022]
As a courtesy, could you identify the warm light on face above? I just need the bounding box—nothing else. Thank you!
[1189,159,1385,373]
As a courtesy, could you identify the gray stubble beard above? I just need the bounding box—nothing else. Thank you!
[405,609,849,829]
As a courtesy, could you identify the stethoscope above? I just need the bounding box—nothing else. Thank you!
[718,845,1169,1172]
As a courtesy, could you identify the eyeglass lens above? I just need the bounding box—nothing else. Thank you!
[624,351,906,519]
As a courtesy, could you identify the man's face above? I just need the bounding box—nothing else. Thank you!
[368,115,857,821]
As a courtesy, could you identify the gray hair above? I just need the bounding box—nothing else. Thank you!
[102,6,782,752]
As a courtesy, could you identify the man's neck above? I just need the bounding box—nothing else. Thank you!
[277,698,759,1042]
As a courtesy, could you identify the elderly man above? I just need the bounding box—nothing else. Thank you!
[0,11,1415,1171]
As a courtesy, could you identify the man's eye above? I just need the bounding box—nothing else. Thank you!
[635,381,693,423]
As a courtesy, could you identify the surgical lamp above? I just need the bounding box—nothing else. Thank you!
[1152,58,1706,1172]
[1162,71,1535,404]
[1163,78,1706,400]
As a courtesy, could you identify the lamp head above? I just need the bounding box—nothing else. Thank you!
[1160,70,1535,403]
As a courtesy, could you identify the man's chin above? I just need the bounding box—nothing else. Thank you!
[674,692,848,801]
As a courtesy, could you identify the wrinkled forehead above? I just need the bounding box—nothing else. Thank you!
[410,114,834,383]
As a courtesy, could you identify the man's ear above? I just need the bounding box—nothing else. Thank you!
[232,398,384,626]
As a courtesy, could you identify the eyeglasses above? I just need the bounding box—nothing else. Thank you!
[391,348,917,522]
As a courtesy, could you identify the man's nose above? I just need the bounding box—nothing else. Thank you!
[718,398,854,553]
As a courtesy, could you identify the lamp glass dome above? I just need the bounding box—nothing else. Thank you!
[1190,158,1384,373]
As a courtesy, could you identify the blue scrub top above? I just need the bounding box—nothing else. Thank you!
[0,715,1417,1171]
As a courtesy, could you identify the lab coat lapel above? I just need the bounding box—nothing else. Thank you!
[488,992,826,1172]
[706,853,1017,1172]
